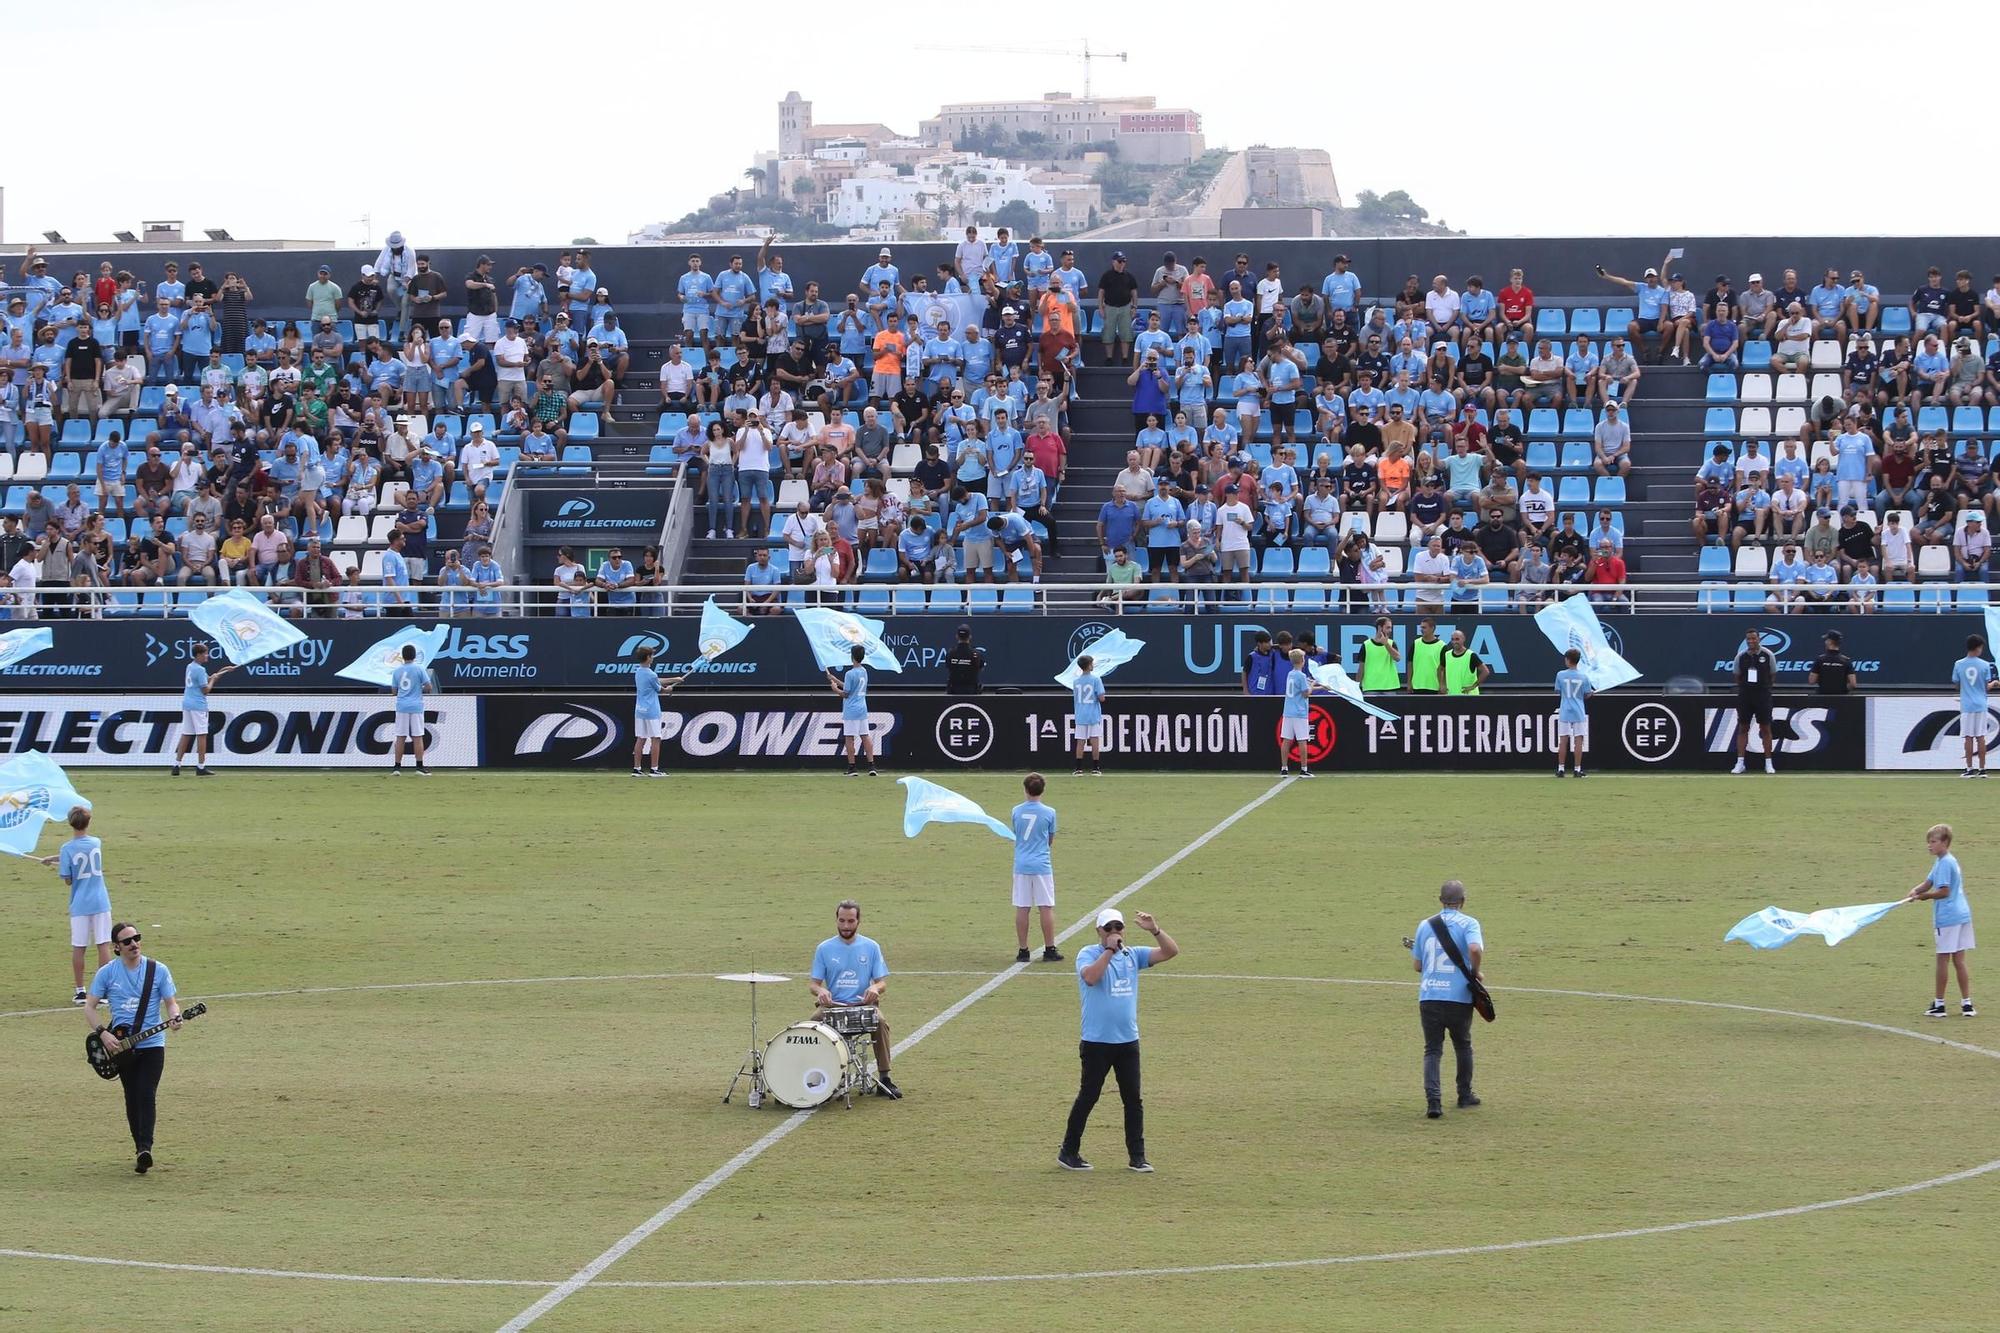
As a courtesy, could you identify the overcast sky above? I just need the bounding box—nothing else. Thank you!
[8,0,1994,249]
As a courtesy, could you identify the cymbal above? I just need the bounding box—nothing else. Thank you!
[715,972,791,984]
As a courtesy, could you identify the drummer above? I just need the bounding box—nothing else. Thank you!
[810,899,901,1099]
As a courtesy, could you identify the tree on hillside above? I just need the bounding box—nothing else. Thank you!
[1355,189,1430,223]
[974,200,1042,236]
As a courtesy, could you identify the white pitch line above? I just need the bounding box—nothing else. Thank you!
[493,776,1296,1332]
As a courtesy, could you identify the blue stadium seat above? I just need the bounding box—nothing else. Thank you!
[929,587,964,615]
[1961,587,1992,608]
[1917,406,1948,433]
[854,587,891,614]
[1919,586,1952,613]
[1989,407,2000,433]
[568,413,600,440]
[138,385,166,412]
[1704,407,1736,435]
[1557,477,1590,505]
[1292,586,1327,610]
[1880,307,1912,335]
[1558,442,1592,471]
[1560,408,1594,438]
[93,420,124,444]
[1,486,29,515]
[48,453,83,481]
[1732,587,1765,611]
[1256,585,1288,611]
[893,586,928,614]
[967,586,999,613]
[1697,547,1732,576]
[466,413,497,437]
[441,482,470,511]
[128,418,158,441]
[1603,307,1634,331]
[1569,309,1602,336]
[1535,308,1566,337]
[1952,406,1983,434]
[1479,586,1510,613]
[1741,342,1772,370]
[1296,547,1331,577]
[656,414,688,441]
[1882,585,1918,612]
[60,420,92,445]
[435,414,465,442]
[1705,374,1736,401]
[1261,547,1295,577]
[1525,441,1558,472]
[101,589,141,618]
[647,445,679,476]
[862,548,897,582]
[1527,408,1560,436]
[1000,586,1036,611]
[1146,588,1180,612]
[1697,583,1731,613]
[1593,477,1626,504]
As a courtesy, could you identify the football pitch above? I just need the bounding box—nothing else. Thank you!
[2,770,1995,1332]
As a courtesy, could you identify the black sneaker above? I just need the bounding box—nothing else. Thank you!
[1042,946,1063,962]
[135,1149,153,1174]
[1457,1093,1482,1108]
[170,764,180,777]
[195,767,213,777]
[1090,765,1101,776]
[1964,1002,1978,1017]
[1015,948,1032,963]
[1279,766,1290,777]
[1057,1151,1092,1171]
[1299,768,1315,778]
[1554,767,1565,777]
[631,767,643,777]
[874,1073,902,1099]
[1128,1157,1154,1173]
[1963,768,1976,779]
[414,766,430,778]
[1926,1001,1949,1018]
[844,766,858,777]
[1072,766,1085,776]
[72,987,87,1005]
[1575,769,1587,778]
[1426,1103,1443,1120]
[867,766,879,778]
[647,769,666,778]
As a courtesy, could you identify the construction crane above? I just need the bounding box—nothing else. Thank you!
[913,40,1129,99]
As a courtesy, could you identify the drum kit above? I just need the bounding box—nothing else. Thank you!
[717,972,883,1110]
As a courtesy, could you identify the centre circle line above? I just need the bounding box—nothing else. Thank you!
[5,970,1996,1293]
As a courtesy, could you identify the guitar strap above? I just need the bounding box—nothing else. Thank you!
[129,959,157,1046]
[1428,915,1478,992]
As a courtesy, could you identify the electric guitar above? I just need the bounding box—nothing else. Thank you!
[85,1003,207,1080]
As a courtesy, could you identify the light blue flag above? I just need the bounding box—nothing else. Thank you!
[698,597,753,662]
[190,588,309,665]
[1055,628,1146,688]
[1309,660,1401,722]
[1725,900,1905,949]
[335,625,450,686]
[0,752,91,857]
[898,776,1015,841]
[790,606,903,673]
[1535,597,1642,691]
[0,627,55,671]
[1985,607,2000,658]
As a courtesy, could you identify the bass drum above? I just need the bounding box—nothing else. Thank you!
[762,1020,852,1108]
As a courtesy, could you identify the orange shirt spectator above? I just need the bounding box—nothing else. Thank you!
[1040,289,1077,337]
[1378,448,1413,500]
[871,328,907,376]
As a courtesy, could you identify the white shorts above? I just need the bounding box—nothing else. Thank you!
[683,311,711,336]
[1937,922,1976,954]
[180,709,208,738]
[394,712,425,740]
[635,716,665,739]
[1557,720,1588,740]
[841,718,869,738]
[1074,722,1104,742]
[1280,717,1312,741]
[1963,712,1993,741]
[71,911,112,948]
[1012,873,1056,908]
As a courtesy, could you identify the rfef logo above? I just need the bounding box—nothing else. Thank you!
[1620,702,1680,763]
[936,703,994,762]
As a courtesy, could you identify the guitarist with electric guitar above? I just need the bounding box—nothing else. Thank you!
[1404,879,1489,1122]
[83,923,200,1174]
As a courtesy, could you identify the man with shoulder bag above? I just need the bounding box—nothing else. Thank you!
[1409,879,1489,1120]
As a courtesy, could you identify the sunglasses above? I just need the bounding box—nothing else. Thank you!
[116,934,141,947]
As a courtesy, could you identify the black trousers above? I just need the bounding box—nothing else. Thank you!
[120,1046,165,1152]
[1062,1039,1143,1159]
[1419,1000,1474,1105]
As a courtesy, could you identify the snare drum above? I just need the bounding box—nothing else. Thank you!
[818,1004,881,1038]
[762,1020,852,1109]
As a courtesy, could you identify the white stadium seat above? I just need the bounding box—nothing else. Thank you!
[1809,340,1843,369]
[1734,546,1769,577]
[1774,374,1808,402]
[1774,407,1807,436]
[334,515,370,545]
[1373,513,1409,544]
[1740,374,1773,403]
[775,479,810,511]
[361,549,386,580]
[1809,373,1843,402]
[368,514,398,543]
[1917,545,1951,577]
[1740,407,1772,436]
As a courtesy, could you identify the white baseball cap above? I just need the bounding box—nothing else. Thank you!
[1096,908,1126,929]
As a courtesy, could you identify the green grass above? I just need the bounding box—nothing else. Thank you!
[2,771,1994,1331]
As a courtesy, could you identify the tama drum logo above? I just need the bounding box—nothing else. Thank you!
[1277,704,1338,766]
[1621,702,1680,763]
[1067,622,1115,663]
[557,497,597,519]
[513,705,618,761]
[936,703,994,763]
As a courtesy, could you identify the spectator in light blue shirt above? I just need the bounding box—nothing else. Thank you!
[1061,905,1179,1172]
[1411,880,1484,1116]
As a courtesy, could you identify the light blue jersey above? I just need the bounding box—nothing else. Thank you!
[181,663,209,711]
[1412,909,1484,1003]
[1072,673,1104,726]
[635,670,662,720]
[811,932,887,1005]
[1956,657,1995,713]
[391,663,426,713]
[89,956,178,1050]
[60,835,111,917]
[841,665,868,722]
[1555,667,1592,723]
[1931,853,1970,929]
[1282,668,1312,720]
[1077,943,1153,1043]
[1011,799,1057,875]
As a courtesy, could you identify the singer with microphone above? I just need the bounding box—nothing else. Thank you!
[1058,908,1179,1174]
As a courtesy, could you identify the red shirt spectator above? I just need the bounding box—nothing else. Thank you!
[1026,427,1066,480]
[1588,550,1626,585]
[1498,280,1535,322]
